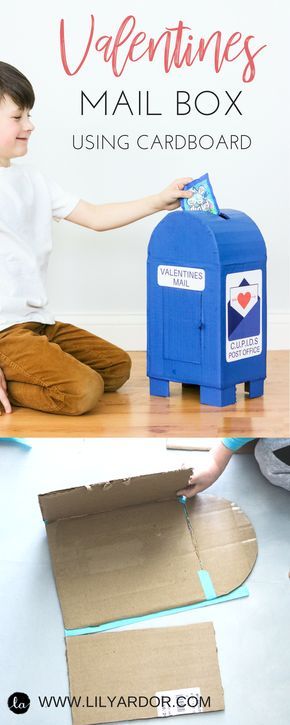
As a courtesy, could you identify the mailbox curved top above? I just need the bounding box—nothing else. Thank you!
[148,209,267,266]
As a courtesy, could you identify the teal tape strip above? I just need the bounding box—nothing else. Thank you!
[64,583,249,637]
[178,495,187,504]
[177,497,216,600]
[198,570,217,600]
[0,437,31,449]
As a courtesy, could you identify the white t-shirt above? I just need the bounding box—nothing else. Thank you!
[0,163,80,331]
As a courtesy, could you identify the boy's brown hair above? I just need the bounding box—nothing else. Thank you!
[0,61,34,109]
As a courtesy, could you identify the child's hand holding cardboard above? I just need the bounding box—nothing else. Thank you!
[177,441,234,497]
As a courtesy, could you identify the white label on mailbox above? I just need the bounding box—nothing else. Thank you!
[226,269,262,363]
[157,265,205,291]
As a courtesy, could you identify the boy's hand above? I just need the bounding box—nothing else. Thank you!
[154,178,193,211]
[0,368,12,413]
[177,459,222,498]
[176,442,234,498]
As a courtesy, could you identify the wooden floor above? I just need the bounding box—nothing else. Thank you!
[0,351,289,438]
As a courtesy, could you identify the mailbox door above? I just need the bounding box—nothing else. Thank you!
[163,289,202,364]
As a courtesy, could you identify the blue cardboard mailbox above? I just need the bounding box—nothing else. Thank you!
[147,209,267,406]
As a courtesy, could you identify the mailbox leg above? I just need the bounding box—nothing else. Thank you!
[149,378,170,397]
[245,379,264,398]
[200,385,236,407]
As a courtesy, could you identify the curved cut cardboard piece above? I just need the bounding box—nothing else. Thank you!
[39,469,257,630]
[186,494,257,598]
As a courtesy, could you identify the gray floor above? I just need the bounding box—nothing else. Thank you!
[0,438,289,725]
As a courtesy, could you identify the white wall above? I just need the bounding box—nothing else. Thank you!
[2,0,289,348]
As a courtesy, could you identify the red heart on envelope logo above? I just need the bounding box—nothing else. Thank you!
[237,292,251,309]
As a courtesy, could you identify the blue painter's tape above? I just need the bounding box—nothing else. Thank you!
[198,570,217,600]
[64,583,249,637]
[177,495,187,504]
[0,437,31,450]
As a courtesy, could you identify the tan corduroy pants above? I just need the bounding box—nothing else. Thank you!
[0,321,131,415]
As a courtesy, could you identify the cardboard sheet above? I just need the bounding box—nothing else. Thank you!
[39,469,257,629]
[166,438,216,450]
[39,469,256,724]
[66,623,224,725]
[46,500,204,629]
[166,438,257,452]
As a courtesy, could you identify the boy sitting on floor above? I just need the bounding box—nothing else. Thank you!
[0,61,192,416]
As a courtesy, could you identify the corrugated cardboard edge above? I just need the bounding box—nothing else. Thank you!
[38,468,192,523]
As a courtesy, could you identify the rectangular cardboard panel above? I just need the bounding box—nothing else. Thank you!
[66,623,225,725]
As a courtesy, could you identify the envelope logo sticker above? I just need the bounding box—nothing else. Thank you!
[226,271,262,363]
[237,291,251,309]
[229,282,258,321]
